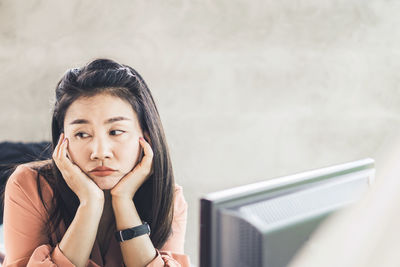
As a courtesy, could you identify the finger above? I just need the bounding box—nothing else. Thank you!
[139,137,153,169]
[144,132,152,147]
[66,149,72,161]
[139,137,153,158]
[61,138,72,161]
[53,133,64,159]
[56,138,70,170]
[137,146,144,163]
[59,138,71,165]
[58,138,78,179]
[57,136,67,159]
[53,137,69,173]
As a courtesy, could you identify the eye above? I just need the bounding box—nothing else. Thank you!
[110,130,125,136]
[75,132,90,139]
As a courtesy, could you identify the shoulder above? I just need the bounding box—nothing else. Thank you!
[7,164,39,189]
[5,162,54,207]
[173,184,186,202]
[7,161,51,189]
[173,184,188,215]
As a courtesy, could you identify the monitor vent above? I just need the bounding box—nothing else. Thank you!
[239,219,260,267]
[238,176,367,227]
[220,211,262,267]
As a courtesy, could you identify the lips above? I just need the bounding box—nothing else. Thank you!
[90,166,116,177]
[90,166,115,172]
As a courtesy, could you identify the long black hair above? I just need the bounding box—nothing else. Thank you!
[36,59,175,249]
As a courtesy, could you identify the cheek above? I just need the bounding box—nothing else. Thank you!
[118,140,141,170]
[67,140,88,164]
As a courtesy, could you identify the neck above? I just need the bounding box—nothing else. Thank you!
[99,190,114,230]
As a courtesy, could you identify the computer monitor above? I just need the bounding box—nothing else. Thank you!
[200,158,375,267]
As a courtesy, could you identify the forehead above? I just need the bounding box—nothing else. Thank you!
[64,93,137,124]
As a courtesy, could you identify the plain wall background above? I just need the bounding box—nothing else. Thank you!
[2,0,400,265]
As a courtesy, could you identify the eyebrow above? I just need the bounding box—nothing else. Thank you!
[69,116,131,125]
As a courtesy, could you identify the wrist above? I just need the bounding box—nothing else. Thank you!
[78,189,104,203]
[111,194,133,205]
[110,190,134,201]
[115,222,151,242]
[79,196,104,212]
[77,202,104,219]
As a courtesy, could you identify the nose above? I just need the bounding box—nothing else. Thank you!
[90,135,113,161]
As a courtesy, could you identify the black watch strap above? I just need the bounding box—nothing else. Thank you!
[115,222,151,242]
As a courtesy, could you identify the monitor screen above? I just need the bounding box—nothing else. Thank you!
[200,158,375,267]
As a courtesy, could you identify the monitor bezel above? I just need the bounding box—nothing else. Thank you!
[200,158,375,267]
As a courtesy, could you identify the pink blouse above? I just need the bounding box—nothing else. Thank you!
[3,164,190,266]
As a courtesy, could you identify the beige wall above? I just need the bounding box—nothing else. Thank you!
[2,0,400,265]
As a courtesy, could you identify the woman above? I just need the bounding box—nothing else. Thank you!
[3,59,190,266]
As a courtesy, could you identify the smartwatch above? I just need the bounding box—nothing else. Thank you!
[115,222,151,242]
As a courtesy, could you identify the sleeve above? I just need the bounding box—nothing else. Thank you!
[146,185,191,267]
[2,165,97,267]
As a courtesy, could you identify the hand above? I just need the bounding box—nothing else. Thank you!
[53,133,104,204]
[110,136,154,200]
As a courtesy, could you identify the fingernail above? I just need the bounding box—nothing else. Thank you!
[139,137,144,141]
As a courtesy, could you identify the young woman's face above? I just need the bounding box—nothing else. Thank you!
[63,92,143,190]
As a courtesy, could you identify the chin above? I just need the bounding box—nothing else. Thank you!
[92,176,121,190]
